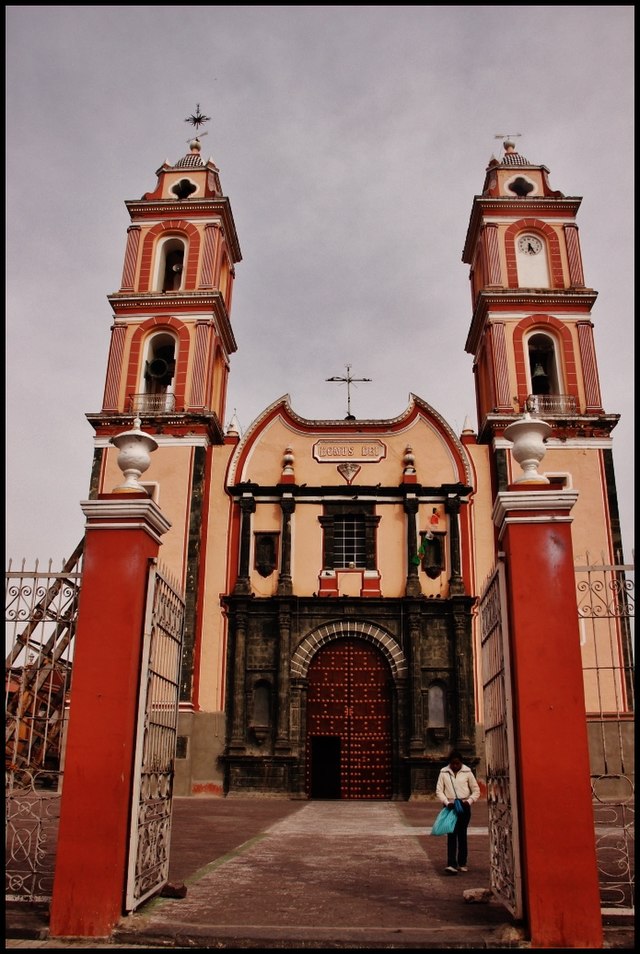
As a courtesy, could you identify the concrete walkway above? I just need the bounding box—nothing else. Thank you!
[7,797,633,949]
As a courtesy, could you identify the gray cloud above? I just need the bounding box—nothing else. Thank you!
[6,5,634,564]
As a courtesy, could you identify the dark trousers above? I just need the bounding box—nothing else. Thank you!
[446,803,471,867]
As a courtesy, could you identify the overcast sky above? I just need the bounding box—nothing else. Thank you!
[6,6,634,567]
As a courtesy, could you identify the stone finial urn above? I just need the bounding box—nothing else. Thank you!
[110,418,158,492]
[503,412,551,484]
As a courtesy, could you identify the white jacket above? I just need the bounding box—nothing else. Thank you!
[435,763,481,806]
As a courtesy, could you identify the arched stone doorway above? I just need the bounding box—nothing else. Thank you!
[305,638,392,799]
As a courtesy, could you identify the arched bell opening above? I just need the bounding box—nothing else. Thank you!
[155,237,186,292]
[527,332,561,397]
[140,332,178,412]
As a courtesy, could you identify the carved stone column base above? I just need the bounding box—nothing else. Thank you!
[405,579,422,597]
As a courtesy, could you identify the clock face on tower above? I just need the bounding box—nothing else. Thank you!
[518,234,543,255]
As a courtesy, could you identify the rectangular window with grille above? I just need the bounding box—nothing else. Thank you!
[334,514,367,568]
[320,503,380,572]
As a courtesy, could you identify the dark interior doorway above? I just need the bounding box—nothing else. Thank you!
[309,736,341,798]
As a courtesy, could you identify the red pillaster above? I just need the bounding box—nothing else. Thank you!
[493,484,602,949]
[49,495,171,938]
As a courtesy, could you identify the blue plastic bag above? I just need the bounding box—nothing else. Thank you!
[431,806,458,835]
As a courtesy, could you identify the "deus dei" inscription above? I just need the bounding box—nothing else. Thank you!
[313,440,386,463]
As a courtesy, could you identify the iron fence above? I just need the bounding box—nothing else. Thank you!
[5,545,83,901]
[576,556,634,914]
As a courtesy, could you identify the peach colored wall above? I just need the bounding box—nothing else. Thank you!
[234,414,465,488]
[463,441,496,725]
[198,443,235,712]
[538,445,613,558]
[100,442,194,588]
[251,501,282,598]
[286,505,320,594]
[495,167,545,197]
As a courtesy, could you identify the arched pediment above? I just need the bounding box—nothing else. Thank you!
[226,394,473,488]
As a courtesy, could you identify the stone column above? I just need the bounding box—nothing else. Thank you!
[275,603,291,752]
[563,223,585,287]
[404,495,421,597]
[119,225,141,291]
[483,223,502,286]
[290,678,308,797]
[452,610,474,749]
[277,494,295,596]
[445,494,464,595]
[234,493,255,594]
[408,609,424,752]
[228,608,248,752]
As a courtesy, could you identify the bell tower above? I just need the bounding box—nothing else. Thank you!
[462,137,624,562]
[86,108,242,703]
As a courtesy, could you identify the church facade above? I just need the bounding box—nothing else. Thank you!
[87,127,623,798]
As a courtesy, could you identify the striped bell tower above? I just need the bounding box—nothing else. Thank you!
[86,108,242,703]
[462,137,624,563]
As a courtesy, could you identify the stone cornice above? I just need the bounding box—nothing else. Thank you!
[492,488,579,535]
[124,198,242,263]
[465,289,598,355]
[478,413,619,445]
[80,496,172,544]
[86,411,225,444]
[462,196,582,263]
[107,292,237,356]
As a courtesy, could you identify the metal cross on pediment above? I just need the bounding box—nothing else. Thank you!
[326,364,372,420]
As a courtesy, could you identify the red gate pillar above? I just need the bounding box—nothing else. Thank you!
[493,485,602,949]
[49,493,171,938]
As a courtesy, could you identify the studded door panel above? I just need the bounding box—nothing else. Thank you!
[306,638,392,799]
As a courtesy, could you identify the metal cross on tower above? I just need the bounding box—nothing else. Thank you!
[326,364,372,420]
[184,104,211,145]
[185,104,211,131]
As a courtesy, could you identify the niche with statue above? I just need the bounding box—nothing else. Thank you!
[419,530,446,579]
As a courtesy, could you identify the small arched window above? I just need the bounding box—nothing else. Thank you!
[155,237,186,292]
[427,683,446,728]
[250,680,271,744]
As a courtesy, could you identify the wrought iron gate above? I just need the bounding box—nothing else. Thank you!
[478,562,523,918]
[125,559,185,910]
[479,556,635,918]
[5,544,83,902]
[576,556,634,913]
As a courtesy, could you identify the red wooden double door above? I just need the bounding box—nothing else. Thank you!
[305,638,392,799]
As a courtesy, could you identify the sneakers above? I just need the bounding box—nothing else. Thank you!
[445,865,458,875]
[458,866,468,872]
